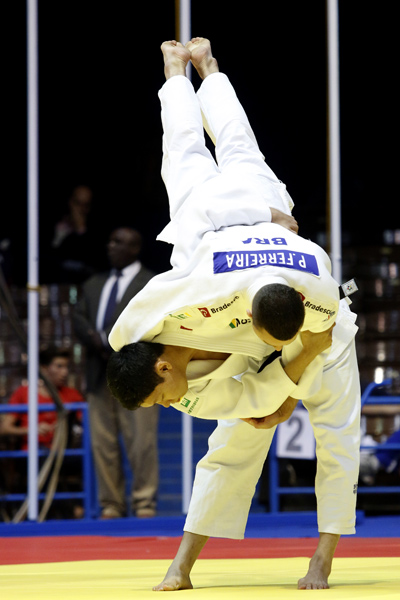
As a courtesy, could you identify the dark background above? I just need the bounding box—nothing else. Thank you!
[5,1,396,283]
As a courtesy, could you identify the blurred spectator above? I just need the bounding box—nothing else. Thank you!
[359,403,400,485]
[359,430,400,485]
[0,346,85,518]
[45,185,106,283]
[0,237,12,283]
[52,185,93,246]
[1,346,84,450]
[73,227,159,519]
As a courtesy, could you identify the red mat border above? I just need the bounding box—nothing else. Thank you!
[0,536,399,565]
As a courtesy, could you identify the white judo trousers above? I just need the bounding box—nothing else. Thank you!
[158,73,361,540]
[158,73,293,251]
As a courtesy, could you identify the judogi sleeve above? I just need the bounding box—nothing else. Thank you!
[173,357,300,420]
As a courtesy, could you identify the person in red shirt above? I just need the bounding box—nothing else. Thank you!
[2,346,84,449]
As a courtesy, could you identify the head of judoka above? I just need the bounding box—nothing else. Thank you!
[249,284,304,351]
[107,341,188,411]
[106,283,305,411]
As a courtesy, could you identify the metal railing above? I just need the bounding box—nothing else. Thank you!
[0,402,96,519]
[268,379,400,512]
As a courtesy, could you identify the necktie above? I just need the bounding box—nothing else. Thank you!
[102,270,122,329]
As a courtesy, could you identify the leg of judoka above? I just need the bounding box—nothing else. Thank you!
[153,419,273,591]
[189,38,264,171]
[159,41,220,221]
[185,419,274,538]
[188,37,294,215]
[298,532,340,590]
[152,532,209,591]
[301,337,361,589]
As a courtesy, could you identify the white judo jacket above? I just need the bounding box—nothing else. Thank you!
[109,220,357,419]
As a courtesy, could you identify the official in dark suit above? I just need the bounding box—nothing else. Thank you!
[73,227,159,518]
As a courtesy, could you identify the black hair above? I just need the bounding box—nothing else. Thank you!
[106,341,165,410]
[252,284,305,341]
[39,346,70,367]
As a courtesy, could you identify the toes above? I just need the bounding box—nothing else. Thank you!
[298,581,329,590]
[152,584,175,591]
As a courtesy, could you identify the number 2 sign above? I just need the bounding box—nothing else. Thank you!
[276,408,316,459]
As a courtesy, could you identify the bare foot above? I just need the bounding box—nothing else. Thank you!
[297,556,331,590]
[153,532,208,591]
[185,37,219,79]
[297,532,339,590]
[161,40,191,80]
[153,567,193,592]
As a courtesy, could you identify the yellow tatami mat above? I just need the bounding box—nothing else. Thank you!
[0,557,399,600]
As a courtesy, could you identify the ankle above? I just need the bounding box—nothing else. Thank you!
[196,58,219,80]
[309,550,332,577]
[166,562,190,578]
[164,60,187,80]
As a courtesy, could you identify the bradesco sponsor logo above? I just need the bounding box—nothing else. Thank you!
[304,300,336,318]
[198,295,240,317]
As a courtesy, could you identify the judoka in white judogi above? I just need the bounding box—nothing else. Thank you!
[109,70,360,540]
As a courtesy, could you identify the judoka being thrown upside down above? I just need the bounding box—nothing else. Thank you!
[106,38,361,591]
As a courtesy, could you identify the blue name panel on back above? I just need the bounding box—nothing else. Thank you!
[213,250,320,276]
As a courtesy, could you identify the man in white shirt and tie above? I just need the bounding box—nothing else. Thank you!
[73,226,159,518]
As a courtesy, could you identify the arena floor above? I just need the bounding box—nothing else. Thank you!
[0,513,399,599]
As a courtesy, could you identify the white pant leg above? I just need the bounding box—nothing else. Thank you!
[158,76,219,219]
[303,339,361,535]
[197,73,294,214]
[184,418,275,539]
